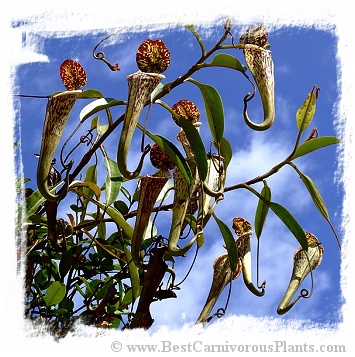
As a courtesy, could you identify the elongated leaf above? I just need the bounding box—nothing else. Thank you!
[254,181,271,239]
[289,163,340,249]
[120,186,132,203]
[97,216,106,241]
[25,189,46,221]
[91,115,109,136]
[220,136,233,168]
[78,276,93,297]
[70,180,101,198]
[187,78,224,145]
[80,98,125,123]
[43,281,66,307]
[213,214,238,272]
[95,277,116,301]
[59,247,73,279]
[137,123,192,184]
[123,245,140,302]
[289,163,329,219]
[296,91,316,132]
[292,136,340,160]
[81,165,97,211]
[207,53,246,72]
[184,24,206,55]
[103,154,122,207]
[268,202,308,250]
[177,116,208,181]
[120,286,142,307]
[77,88,104,99]
[75,283,86,298]
[96,204,133,240]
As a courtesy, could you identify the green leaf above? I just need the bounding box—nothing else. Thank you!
[75,283,86,298]
[90,116,98,130]
[28,214,47,225]
[52,309,70,317]
[184,24,206,55]
[81,164,98,211]
[296,91,316,132]
[34,269,50,289]
[80,98,125,123]
[120,186,132,203]
[268,202,308,250]
[78,277,93,297]
[24,189,46,222]
[43,281,66,307]
[289,163,329,219]
[16,177,31,195]
[114,200,129,215]
[289,162,340,249]
[292,136,340,160]
[97,218,106,241]
[95,277,115,300]
[213,214,239,272]
[70,180,101,198]
[177,116,208,181]
[187,78,224,145]
[59,247,74,279]
[137,124,192,184]
[254,181,271,239]
[123,245,140,303]
[207,53,246,72]
[220,137,233,168]
[102,153,123,207]
[120,286,142,307]
[91,115,109,136]
[77,88,104,99]
[60,297,74,313]
[99,204,134,239]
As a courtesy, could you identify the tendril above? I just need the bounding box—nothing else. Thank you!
[243,75,257,103]
[206,274,233,324]
[92,32,120,71]
[173,242,199,289]
[60,128,94,169]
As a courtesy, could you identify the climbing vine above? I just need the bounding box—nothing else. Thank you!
[17,20,340,338]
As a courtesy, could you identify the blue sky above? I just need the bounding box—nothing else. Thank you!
[3,1,355,352]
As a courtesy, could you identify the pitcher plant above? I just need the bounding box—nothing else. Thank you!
[117,39,170,179]
[37,59,87,202]
[239,24,275,131]
[232,217,266,296]
[277,232,324,315]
